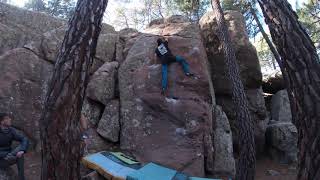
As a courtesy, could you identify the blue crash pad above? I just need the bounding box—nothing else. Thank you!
[189,177,222,180]
[127,163,222,180]
[127,163,177,180]
[82,152,140,180]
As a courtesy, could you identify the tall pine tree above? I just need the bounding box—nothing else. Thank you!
[258,0,320,179]
[211,0,256,179]
[40,0,108,179]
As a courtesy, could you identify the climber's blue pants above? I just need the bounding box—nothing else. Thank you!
[162,55,190,90]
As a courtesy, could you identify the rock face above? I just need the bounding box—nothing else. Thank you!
[263,70,285,94]
[0,3,65,55]
[0,3,116,56]
[0,3,118,150]
[268,89,297,163]
[117,28,141,64]
[118,16,213,176]
[87,62,119,105]
[0,4,256,178]
[24,25,118,72]
[85,128,116,154]
[200,11,262,94]
[81,99,104,126]
[200,11,267,155]
[271,90,292,122]
[97,100,120,142]
[266,122,298,163]
[0,48,52,149]
[212,106,235,176]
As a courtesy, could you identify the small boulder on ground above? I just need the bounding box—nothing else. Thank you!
[271,90,292,122]
[212,106,235,176]
[266,122,298,164]
[86,62,119,105]
[97,100,120,142]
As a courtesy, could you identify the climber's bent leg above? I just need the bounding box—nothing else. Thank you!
[161,64,168,91]
[175,55,190,74]
[0,155,25,180]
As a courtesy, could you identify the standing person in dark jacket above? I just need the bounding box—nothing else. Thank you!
[0,113,29,180]
[155,38,194,95]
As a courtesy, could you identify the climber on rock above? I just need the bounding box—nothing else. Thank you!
[0,113,29,180]
[155,38,194,95]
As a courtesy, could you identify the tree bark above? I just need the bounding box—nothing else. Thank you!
[258,0,320,179]
[40,0,108,179]
[211,0,256,180]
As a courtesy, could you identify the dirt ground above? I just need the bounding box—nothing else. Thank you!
[13,152,297,180]
[255,157,297,180]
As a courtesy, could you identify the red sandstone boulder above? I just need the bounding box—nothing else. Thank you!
[118,16,213,177]
[0,48,52,149]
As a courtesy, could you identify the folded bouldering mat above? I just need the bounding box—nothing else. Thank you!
[126,163,177,180]
[83,152,221,180]
[126,162,221,180]
[189,177,221,180]
[82,151,141,180]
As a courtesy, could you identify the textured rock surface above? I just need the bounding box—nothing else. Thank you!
[216,88,267,154]
[0,48,52,148]
[87,62,119,105]
[81,98,104,126]
[96,34,119,62]
[0,3,65,54]
[24,26,119,73]
[118,16,212,176]
[0,3,116,56]
[85,128,116,154]
[118,28,141,64]
[200,11,267,155]
[0,4,271,178]
[212,106,235,176]
[200,10,262,94]
[97,100,120,142]
[0,3,117,149]
[266,122,298,163]
[263,70,285,94]
[23,27,66,63]
[271,90,292,122]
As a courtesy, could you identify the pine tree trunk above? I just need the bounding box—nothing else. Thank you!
[250,7,279,70]
[258,0,320,179]
[211,0,256,179]
[40,0,108,179]
[250,5,297,124]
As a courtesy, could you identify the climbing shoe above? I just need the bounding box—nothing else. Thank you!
[161,88,166,95]
[185,72,194,76]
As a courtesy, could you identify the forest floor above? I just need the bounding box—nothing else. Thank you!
[14,152,297,180]
[255,157,297,180]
